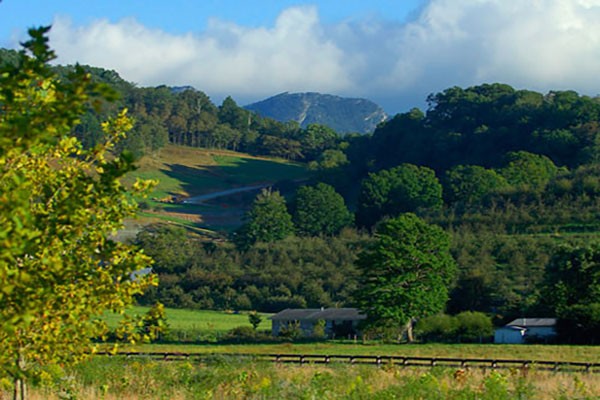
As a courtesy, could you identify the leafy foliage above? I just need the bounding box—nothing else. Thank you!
[416,312,493,343]
[292,183,353,236]
[137,224,367,312]
[356,164,443,227]
[355,214,457,340]
[235,189,294,248]
[542,245,600,343]
[0,27,155,392]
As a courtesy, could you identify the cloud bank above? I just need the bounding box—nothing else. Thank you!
[48,0,600,113]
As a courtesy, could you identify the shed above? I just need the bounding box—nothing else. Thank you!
[270,308,366,338]
[494,318,557,344]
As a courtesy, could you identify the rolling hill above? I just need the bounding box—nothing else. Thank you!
[121,145,309,237]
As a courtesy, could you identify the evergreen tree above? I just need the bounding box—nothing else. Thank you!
[236,189,294,248]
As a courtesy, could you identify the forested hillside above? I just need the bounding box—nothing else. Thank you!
[4,46,599,342]
[0,48,346,163]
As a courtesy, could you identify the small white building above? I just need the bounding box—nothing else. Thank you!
[494,318,557,344]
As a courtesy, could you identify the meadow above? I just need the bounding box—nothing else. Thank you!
[6,307,599,399]
[17,356,600,399]
[118,145,309,236]
[103,307,600,362]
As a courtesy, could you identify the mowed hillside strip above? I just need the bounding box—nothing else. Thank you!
[122,145,309,233]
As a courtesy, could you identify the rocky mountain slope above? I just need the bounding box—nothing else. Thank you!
[245,92,388,134]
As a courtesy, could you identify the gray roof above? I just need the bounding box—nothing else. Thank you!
[506,318,557,328]
[270,308,366,321]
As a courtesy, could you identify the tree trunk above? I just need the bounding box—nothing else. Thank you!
[405,319,415,343]
[13,351,27,400]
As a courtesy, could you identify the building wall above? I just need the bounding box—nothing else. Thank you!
[527,326,556,338]
[494,328,525,344]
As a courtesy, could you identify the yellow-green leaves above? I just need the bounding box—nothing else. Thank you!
[0,27,155,389]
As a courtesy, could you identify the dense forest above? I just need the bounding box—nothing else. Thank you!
[4,47,598,341]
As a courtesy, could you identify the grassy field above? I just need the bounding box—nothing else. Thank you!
[101,307,600,364]
[121,145,308,234]
[103,306,271,333]
[128,145,307,201]
[123,342,600,364]
[18,356,600,399]
[9,307,600,399]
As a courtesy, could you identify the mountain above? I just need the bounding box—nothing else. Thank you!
[244,92,388,134]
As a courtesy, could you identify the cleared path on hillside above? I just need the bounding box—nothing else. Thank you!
[182,183,270,204]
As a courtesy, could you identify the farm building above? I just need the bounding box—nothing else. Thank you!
[270,308,366,338]
[494,318,557,344]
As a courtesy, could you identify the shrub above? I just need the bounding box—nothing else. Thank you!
[455,311,493,343]
[416,312,493,343]
[224,326,256,342]
[416,314,458,342]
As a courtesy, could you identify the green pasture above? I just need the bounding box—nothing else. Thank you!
[127,145,308,202]
[102,307,600,364]
[125,342,600,364]
[103,306,271,333]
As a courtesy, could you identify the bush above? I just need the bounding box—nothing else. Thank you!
[455,311,493,343]
[416,314,458,342]
[416,312,493,343]
[278,321,303,339]
[224,326,256,342]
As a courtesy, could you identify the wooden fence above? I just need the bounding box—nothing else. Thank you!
[97,351,600,373]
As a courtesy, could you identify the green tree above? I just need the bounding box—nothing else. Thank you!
[500,151,559,192]
[248,311,262,330]
[443,165,508,205]
[0,28,155,398]
[138,303,169,342]
[236,189,294,248]
[355,213,456,341]
[293,183,353,236]
[543,244,600,343]
[357,164,443,227]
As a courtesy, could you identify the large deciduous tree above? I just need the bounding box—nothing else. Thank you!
[443,164,508,205]
[0,28,155,398]
[355,213,456,341]
[292,183,353,236]
[542,245,600,344]
[356,164,443,227]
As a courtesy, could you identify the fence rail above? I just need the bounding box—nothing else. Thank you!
[96,351,600,373]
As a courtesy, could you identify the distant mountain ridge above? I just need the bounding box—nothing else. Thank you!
[244,92,388,134]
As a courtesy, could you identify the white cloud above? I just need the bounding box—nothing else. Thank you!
[48,0,600,112]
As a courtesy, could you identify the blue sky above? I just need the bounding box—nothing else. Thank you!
[0,1,424,38]
[1,0,599,113]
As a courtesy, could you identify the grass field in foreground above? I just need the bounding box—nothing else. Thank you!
[22,357,600,399]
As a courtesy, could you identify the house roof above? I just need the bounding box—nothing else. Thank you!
[270,308,367,321]
[506,318,557,328]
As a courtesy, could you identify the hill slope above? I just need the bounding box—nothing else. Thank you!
[123,145,308,235]
[244,92,388,134]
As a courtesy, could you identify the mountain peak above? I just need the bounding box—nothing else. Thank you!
[245,92,387,134]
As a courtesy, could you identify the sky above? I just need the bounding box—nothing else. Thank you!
[1,0,599,114]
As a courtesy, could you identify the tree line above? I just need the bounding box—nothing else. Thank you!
[1,48,345,163]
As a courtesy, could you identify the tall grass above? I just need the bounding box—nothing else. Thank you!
[13,356,600,399]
